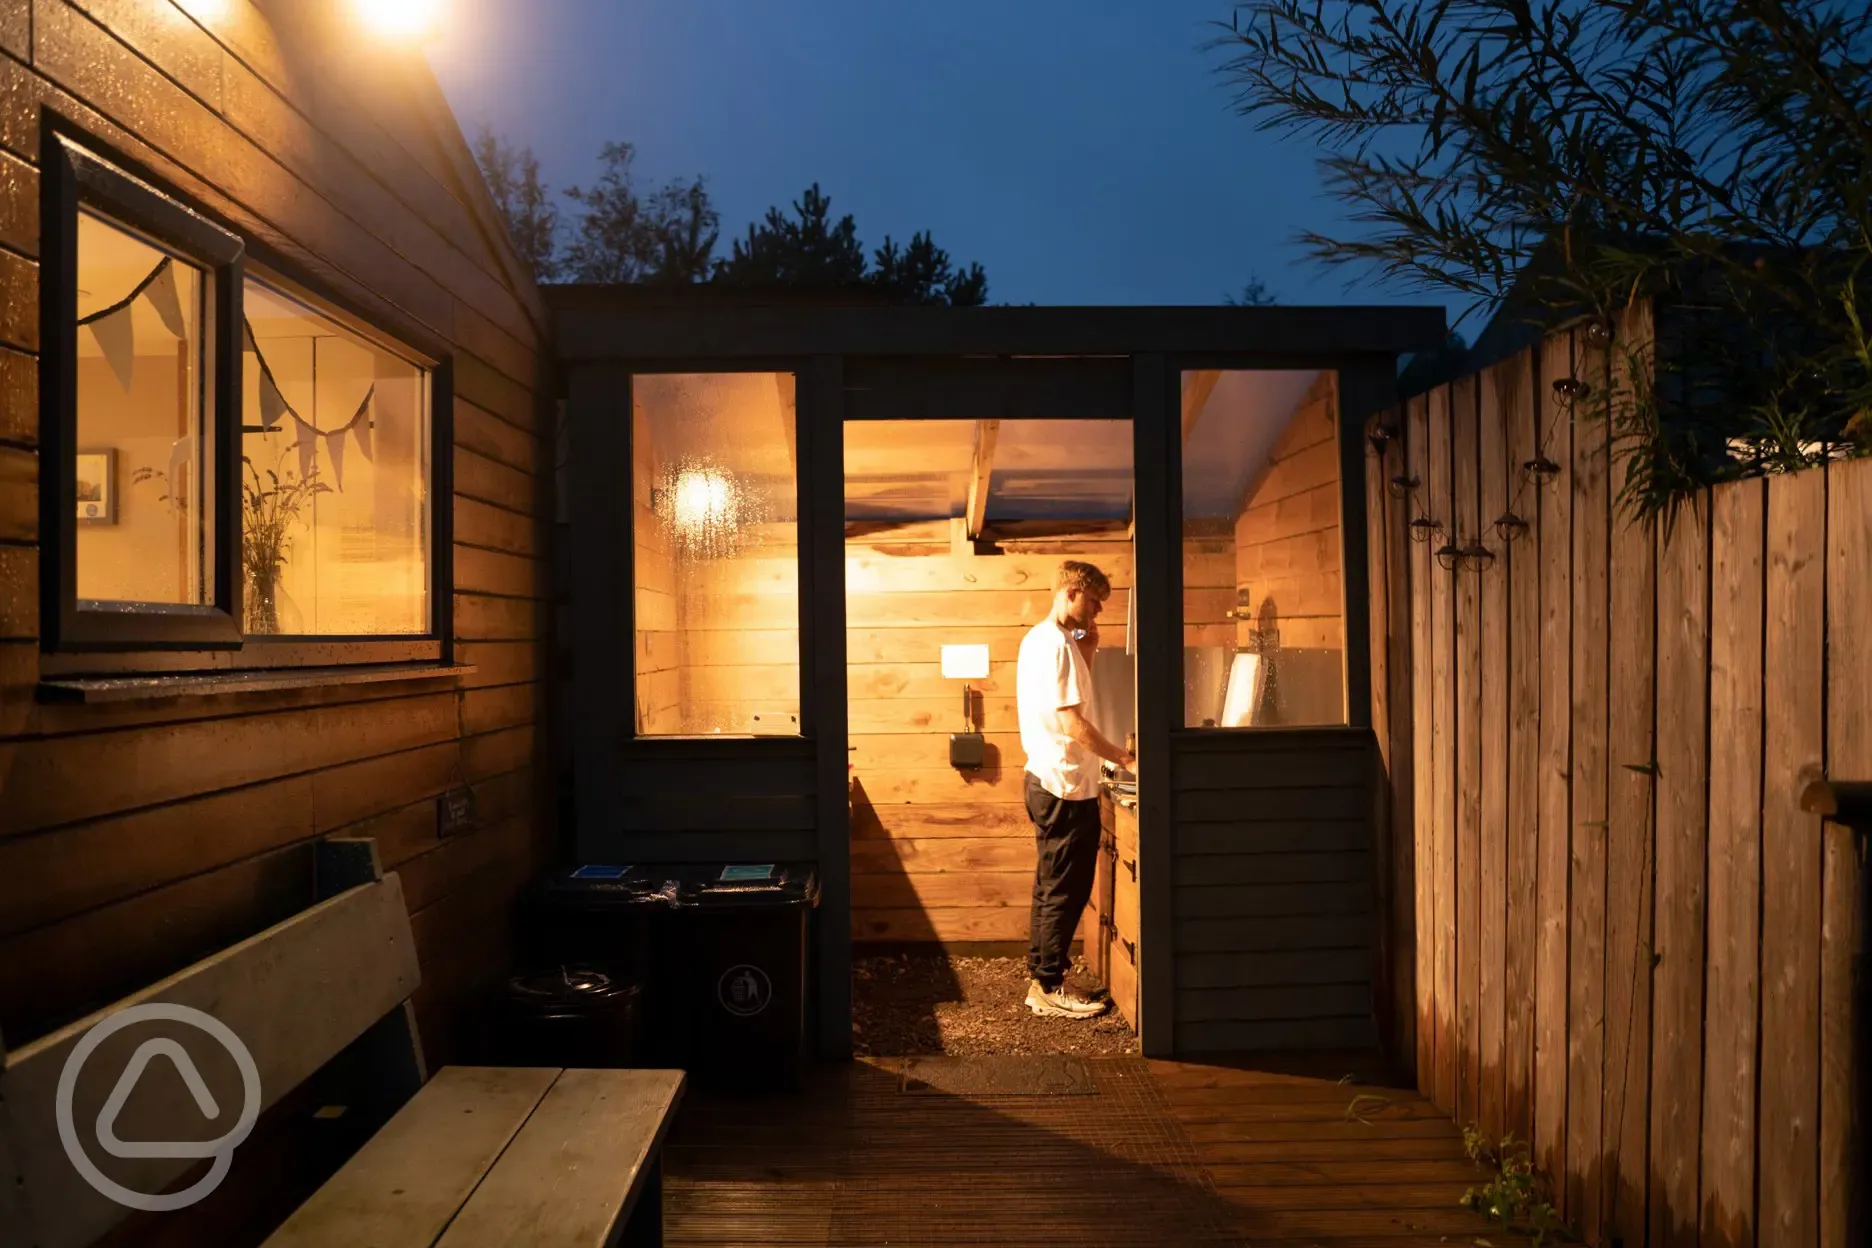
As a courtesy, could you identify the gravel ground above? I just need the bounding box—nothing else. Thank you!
[851,953,1140,1057]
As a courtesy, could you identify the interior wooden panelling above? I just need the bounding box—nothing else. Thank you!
[846,376,1345,950]
[1230,372,1345,724]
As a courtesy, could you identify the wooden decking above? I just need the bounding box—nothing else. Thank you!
[664,1052,1535,1246]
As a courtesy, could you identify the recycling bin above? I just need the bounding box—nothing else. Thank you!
[659,862,819,1091]
[497,965,644,1068]
[515,863,673,1065]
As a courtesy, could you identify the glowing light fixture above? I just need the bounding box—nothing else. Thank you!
[353,0,444,42]
[655,458,749,559]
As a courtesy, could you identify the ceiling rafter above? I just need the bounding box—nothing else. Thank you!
[964,418,1001,540]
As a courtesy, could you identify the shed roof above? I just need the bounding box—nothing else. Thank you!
[544,287,1446,362]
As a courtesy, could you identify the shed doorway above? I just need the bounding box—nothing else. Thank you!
[842,417,1140,1056]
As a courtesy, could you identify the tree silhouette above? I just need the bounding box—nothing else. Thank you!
[472,128,562,283]
[562,142,719,283]
[871,231,990,306]
[1215,0,1872,517]
[715,184,867,287]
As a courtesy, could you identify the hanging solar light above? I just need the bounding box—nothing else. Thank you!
[1552,376,1590,404]
[1389,474,1420,499]
[1494,512,1530,542]
[1434,541,1463,571]
[1581,318,1615,348]
[1409,517,1444,543]
[1460,541,1496,571]
[1367,424,1396,455]
[1523,454,1562,484]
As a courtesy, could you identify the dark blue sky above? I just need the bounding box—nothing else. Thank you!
[429,1,1456,318]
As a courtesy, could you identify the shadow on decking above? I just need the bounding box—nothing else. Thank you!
[663,1052,1531,1247]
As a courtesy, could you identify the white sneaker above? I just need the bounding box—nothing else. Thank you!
[1025,979,1109,1018]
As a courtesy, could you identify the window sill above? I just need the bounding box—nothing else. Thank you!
[37,662,477,705]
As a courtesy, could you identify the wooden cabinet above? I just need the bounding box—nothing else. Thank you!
[1092,790,1140,1031]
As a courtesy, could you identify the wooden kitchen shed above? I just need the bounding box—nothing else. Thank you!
[549,289,1444,1059]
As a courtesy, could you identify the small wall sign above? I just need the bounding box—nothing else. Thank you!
[436,787,476,838]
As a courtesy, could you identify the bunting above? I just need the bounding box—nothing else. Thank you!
[80,256,182,390]
[82,255,378,492]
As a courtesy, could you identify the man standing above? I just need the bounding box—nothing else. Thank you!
[1016,560,1136,1018]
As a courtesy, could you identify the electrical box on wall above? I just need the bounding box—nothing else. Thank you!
[950,732,986,769]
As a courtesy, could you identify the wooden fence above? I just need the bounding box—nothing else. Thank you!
[1364,303,1865,1248]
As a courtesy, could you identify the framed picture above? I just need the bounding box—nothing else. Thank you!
[76,449,115,524]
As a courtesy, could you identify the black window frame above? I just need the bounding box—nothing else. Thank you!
[40,128,245,651]
[37,124,456,675]
[621,363,811,741]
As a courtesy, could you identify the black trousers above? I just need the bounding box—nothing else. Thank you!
[1025,771,1102,989]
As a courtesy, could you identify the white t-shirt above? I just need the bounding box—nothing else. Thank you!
[1017,618,1098,800]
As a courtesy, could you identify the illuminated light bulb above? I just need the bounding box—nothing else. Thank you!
[353,0,444,42]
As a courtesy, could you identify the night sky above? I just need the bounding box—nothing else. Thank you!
[428,1,1460,321]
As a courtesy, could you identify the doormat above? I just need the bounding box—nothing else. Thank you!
[898,1054,1097,1097]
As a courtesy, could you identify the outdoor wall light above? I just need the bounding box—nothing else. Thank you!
[1582,318,1615,348]
[1434,542,1463,571]
[1389,474,1420,498]
[1493,512,1530,542]
[354,0,443,42]
[1409,517,1444,543]
[1367,424,1396,455]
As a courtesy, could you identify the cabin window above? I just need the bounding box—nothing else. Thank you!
[43,133,447,665]
[43,134,245,651]
[631,372,801,736]
[1180,369,1348,728]
[239,277,431,636]
[73,210,214,610]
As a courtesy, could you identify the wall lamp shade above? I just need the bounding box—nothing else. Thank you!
[941,644,991,680]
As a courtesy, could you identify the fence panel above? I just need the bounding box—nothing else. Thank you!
[1371,304,1856,1247]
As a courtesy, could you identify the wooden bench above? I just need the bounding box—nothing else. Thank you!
[0,839,684,1248]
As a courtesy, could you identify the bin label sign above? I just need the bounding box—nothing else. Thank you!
[720,864,775,882]
[571,865,631,879]
[718,965,773,1017]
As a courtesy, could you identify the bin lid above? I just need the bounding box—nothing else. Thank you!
[505,966,641,1012]
[672,862,820,909]
[534,864,678,909]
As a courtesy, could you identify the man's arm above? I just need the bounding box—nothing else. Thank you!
[1058,704,1135,770]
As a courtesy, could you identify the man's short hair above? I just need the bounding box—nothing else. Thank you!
[1055,560,1111,600]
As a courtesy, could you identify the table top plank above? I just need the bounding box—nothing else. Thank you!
[261,1066,559,1248]
[437,1068,686,1248]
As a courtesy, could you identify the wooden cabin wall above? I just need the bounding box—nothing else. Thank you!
[1167,369,1377,1052]
[0,1,553,1218]
[846,521,1129,948]
[1232,371,1344,724]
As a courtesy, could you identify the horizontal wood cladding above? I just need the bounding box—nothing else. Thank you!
[844,530,1126,948]
[0,9,552,1174]
[1171,729,1379,1053]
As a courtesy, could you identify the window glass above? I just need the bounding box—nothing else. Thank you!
[76,209,211,606]
[1180,369,1346,727]
[241,279,430,635]
[633,372,799,736]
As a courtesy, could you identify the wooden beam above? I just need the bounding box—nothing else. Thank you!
[1181,369,1222,443]
[965,419,1001,540]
